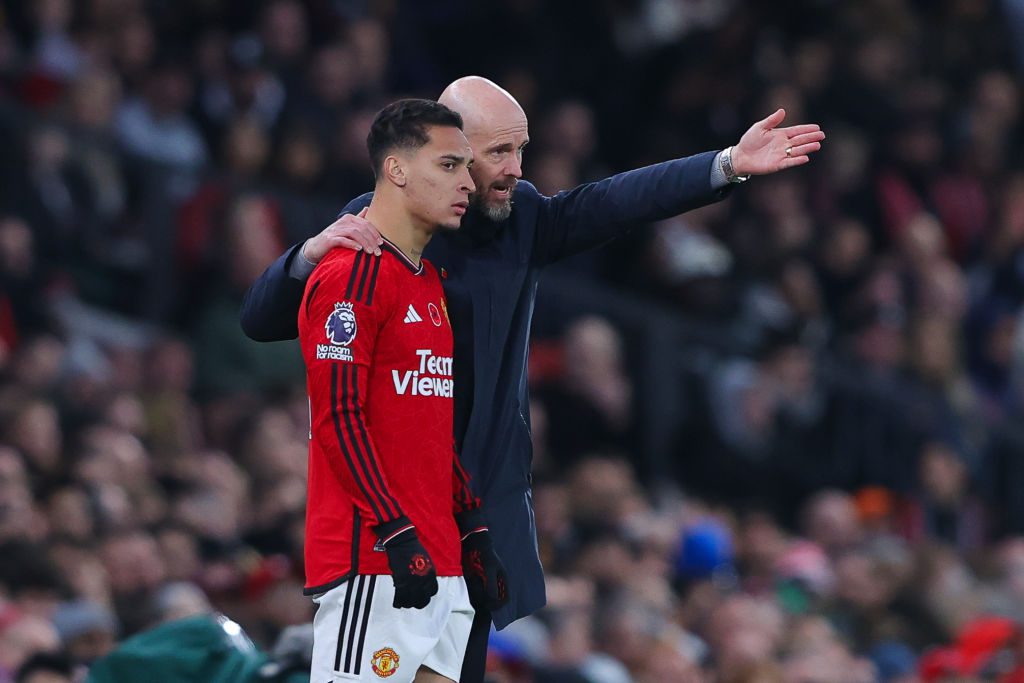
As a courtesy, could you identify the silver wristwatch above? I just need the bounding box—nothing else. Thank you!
[720,146,750,184]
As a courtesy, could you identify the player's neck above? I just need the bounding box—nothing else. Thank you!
[364,200,433,266]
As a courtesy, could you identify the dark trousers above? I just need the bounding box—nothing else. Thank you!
[459,607,491,682]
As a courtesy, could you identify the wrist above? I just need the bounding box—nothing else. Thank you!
[454,508,487,538]
[374,516,415,546]
[287,242,318,280]
[299,240,320,266]
[722,145,751,183]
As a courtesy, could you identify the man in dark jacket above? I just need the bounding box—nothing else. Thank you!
[241,76,824,682]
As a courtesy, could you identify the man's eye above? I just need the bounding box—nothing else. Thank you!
[442,162,455,169]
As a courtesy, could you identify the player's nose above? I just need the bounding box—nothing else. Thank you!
[460,168,475,194]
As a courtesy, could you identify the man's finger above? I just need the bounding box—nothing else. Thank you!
[780,155,810,170]
[788,131,826,148]
[344,223,381,253]
[789,141,822,157]
[782,124,823,138]
[356,223,384,249]
[346,211,384,246]
[359,229,382,255]
[332,237,363,252]
[760,108,786,131]
[363,231,382,255]
[339,224,376,250]
[364,219,384,246]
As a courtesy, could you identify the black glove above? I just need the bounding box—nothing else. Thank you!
[456,509,509,611]
[375,517,438,609]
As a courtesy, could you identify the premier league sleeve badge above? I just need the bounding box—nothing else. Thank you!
[317,302,357,361]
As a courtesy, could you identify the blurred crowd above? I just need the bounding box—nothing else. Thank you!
[1,0,1024,682]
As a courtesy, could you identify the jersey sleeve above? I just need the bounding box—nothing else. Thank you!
[299,251,406,530]
[451,450,481,516]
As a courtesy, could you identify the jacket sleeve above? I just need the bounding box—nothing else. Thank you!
[531,151,732,266]
[240,192,376,343]
[240,244,307,342]
[300,252,406,528]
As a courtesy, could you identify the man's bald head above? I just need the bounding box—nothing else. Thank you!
[438,76,527,137]
[438,76,529,222]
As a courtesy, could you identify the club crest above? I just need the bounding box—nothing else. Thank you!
[371,647,399,678]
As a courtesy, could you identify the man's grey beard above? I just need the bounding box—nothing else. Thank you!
[472,194,513,222]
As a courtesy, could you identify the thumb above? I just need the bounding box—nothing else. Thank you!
[761,108,786,131]
[358,207,369,217]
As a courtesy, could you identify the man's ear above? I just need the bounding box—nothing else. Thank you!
[384,155,407,187]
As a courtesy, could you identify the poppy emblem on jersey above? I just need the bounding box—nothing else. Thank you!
[428,302,443,327]
[326,302,357,346]
[371,647,399,678]
[409,553,433,576]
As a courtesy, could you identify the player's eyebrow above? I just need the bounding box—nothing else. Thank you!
[440,153,469,165]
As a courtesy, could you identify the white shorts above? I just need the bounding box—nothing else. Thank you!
[311,575,474,682]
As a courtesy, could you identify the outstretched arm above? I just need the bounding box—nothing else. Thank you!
[532,109,824,265]
[240,195,379,342]
[531,150,725,265]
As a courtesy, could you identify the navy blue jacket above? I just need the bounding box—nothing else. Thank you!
[240,151,730,628]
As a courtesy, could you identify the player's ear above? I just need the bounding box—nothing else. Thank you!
[383,155,407,188]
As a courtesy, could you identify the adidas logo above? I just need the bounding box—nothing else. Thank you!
[403,304,423,324]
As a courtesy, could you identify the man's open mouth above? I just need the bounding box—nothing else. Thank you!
[491,181,516,199]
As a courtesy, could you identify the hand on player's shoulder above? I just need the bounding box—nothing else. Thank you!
[305,208,382,264]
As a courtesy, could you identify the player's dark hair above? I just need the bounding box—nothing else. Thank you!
[366,99,464,178]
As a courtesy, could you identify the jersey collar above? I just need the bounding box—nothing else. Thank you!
[380,237,424,275]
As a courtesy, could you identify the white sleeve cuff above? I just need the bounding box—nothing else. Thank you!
[709,151,729,189]
[288,243,317,280]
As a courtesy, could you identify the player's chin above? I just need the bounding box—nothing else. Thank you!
[440,215,463,231]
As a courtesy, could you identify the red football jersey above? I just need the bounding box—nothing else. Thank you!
[298,239,478,594]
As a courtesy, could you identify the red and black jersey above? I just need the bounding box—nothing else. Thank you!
[298,239,479,594]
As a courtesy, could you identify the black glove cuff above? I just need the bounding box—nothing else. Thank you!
[454,508,488,540]
[373,515,415,546]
